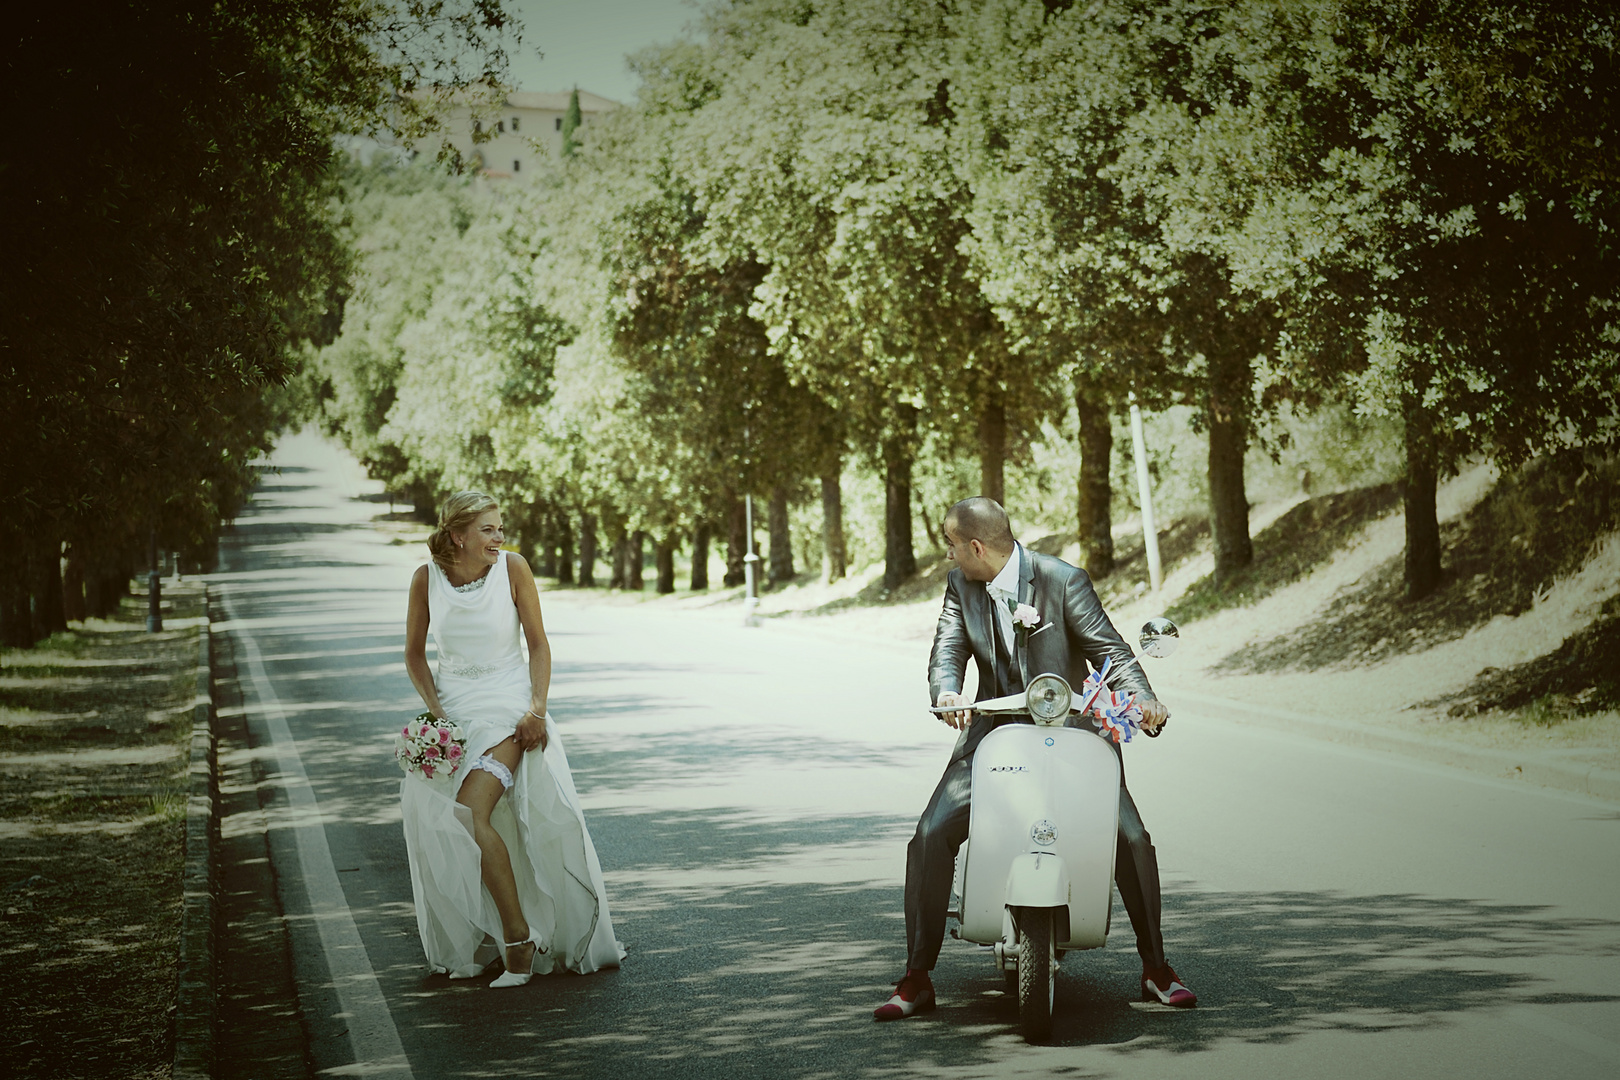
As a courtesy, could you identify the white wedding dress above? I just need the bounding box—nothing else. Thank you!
[400,551,625,977]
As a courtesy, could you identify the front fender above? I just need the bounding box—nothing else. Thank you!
[1004,852,1070,909]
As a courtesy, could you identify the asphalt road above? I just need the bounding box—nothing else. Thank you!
[213,432,1620,1080]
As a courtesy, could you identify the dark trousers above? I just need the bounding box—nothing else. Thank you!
[903,739,1165,972]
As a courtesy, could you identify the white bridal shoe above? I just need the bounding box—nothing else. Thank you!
[490,931,547,988]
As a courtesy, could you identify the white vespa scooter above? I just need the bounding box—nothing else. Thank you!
[934,617,1179,1041]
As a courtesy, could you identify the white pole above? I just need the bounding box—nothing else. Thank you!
[742,493,761,626]
[1128,396,1163,593]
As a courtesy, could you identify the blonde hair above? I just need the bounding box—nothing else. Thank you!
[428,491,499,573]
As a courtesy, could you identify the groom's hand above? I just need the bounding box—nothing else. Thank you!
[936,692,973,730]
[1139,699,1170,735]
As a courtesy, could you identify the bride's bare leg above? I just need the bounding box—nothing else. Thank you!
[456,735,532,966]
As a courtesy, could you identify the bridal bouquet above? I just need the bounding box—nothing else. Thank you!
[1078,658,1144,744]
[395,713,467,781]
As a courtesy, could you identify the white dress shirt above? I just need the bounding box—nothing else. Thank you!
[985,542,1023,655]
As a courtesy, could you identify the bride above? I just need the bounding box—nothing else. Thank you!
[401,490,624,985]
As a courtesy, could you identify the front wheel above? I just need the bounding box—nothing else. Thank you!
[1016,907,1056,1041]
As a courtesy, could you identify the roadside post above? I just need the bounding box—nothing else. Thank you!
[742,493,761,627]
[1128,395,1163,593]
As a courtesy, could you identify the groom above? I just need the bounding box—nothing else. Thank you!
[874,496,1196,1020]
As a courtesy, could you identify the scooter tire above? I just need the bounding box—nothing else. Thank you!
[1016,907,1055,1041]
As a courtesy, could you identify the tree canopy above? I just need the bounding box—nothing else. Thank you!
[1,0,518,644]
[18,0,1614,641]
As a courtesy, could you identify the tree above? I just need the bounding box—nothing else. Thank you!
[954,0,1272,585]
[562,87,583,157]
[309,162,480,506]
[1145,0,1620,598]
[538,36,833,592]
[681,0,1033,589]
[1,0,517,645]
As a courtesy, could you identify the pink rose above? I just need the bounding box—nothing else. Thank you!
[402,724,411,738]
[422,764,435,779]
[438,727,451,745]
[447,744,463,760]
[425,745,441,760]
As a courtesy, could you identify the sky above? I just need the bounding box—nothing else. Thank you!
[505,0,703,104]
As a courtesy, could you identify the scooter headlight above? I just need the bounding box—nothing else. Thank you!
[1026,673,1072,726]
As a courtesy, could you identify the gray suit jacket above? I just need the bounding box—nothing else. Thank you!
[927,546,1154,762]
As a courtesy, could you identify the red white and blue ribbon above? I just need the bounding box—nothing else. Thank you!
[1079,657,1143,744]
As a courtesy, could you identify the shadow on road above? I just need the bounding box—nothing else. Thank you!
[352,849,1620,1078]
[211,471,1620,1077]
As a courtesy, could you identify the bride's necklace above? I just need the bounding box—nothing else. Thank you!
[447,561,493,593]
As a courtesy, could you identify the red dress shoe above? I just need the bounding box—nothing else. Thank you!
[1142,964,1197,1007]
[874,969,936,1021]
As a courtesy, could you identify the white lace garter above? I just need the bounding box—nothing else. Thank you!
[470,754,513,790]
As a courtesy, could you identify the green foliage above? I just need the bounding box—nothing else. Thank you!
[300,0,1616,612]
[1,0,518,643]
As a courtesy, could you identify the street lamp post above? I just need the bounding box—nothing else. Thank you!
[742,493,761,627]
[1127,394,1163,593]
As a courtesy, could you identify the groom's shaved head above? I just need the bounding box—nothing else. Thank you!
[945,497,1015,554]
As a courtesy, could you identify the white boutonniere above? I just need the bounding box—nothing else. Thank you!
[1006,599,1041,644]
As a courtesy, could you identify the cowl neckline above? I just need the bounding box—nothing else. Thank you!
[432,553,508,606]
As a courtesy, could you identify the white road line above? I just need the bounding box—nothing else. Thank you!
[221,588,415,1080]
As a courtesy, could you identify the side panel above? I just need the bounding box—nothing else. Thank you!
[959,725,1120,948]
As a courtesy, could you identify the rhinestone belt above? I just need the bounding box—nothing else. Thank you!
[438,657,522,679]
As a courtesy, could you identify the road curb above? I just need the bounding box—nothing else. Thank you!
[1174,686,1620,805]
[174,586,217,1080]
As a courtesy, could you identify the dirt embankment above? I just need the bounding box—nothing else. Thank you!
[0,585,203,1079]
[666,450,1620,779]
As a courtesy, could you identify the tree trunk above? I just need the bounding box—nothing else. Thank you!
[1207,348,1253,587]
[723,492,747,587]
[627,530,645,590]
[1403,397,1443,600]
[691,520,711,590]
[28,536,67,641]
[819,471,846,582]
[0,528,31,646]
[62,546,86,623]
[83,568,105,623]
[883,406,919,589]
[533,510,555,578]
[1075,388,1115,579]
[87,562,125,619]
[978,393,1006,505]
[517,508,541,573]
[96,559,132,617]
[578,513,598,587]
[655,536,676,594]
[556,514,575,585]
[767,485,793,585]
[609,529,628,590]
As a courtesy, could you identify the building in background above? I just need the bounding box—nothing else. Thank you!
[441,89,620,180]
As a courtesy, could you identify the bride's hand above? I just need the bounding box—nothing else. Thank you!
[517,709,548,752]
